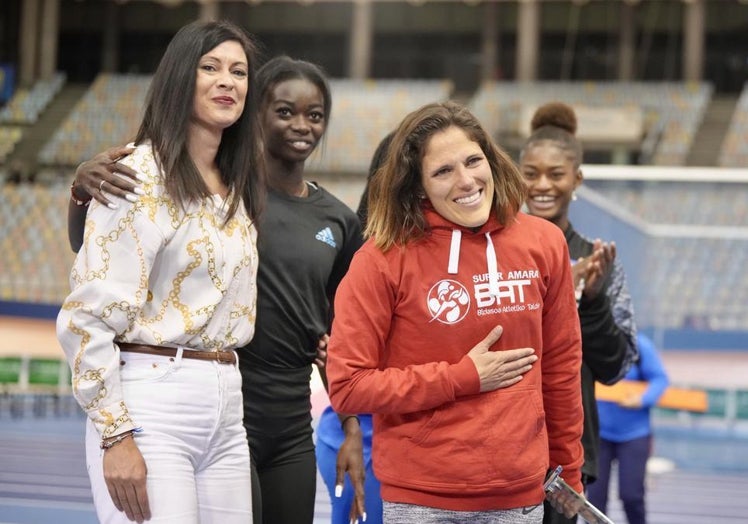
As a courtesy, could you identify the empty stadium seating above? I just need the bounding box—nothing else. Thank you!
[306,79,453,173]
[38,73,150,166]
[37,74,454,172]
[1,74,746,335]
[719,82,748,168]
[0,73,66,125]
[469,81,713,166]
[24,75,734,171]
[0,181,75,304]
[576,180,748,331]
[585,179,748,227]
[0,126,23,163]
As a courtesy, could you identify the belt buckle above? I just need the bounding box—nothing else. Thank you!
[216,351,233,364]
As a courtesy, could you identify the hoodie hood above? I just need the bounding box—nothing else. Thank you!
[423,203,507,298]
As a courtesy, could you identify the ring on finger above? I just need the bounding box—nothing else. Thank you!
[99,180,106,192]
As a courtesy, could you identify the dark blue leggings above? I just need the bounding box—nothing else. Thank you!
[587,435,651,524]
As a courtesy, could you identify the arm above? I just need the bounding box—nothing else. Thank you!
[335,414,365,523]
[57,148,162,522]
[318,213,367,523]
[626,335,669,409]
[68,183,91,253]
[540,233,585,494]
[57,153,162,438]
[67,145,140,252]
[327,250,535,416]
[315,335,366,524]
[578,242,638,385]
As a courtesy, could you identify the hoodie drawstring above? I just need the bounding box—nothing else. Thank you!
[448,230,461,274]
[447,229,501,298]
[485,232,500,297]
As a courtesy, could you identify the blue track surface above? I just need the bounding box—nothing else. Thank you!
[1,409,747,523]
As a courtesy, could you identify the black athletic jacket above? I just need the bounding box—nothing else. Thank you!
[565,223,638,483]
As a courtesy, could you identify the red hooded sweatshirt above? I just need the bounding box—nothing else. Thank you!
[327,206,583,512]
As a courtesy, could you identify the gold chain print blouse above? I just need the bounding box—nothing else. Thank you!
[57,143,258,438]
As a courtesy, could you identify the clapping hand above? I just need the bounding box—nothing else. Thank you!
[572,239,616,301]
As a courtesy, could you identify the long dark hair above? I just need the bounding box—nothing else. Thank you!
[135,19,264,222]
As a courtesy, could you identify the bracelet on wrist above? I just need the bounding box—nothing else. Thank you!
[340,415,360,430]
[100,431,134,450]
[70,182,92,206]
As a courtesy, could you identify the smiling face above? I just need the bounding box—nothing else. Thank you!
[191,40,248,133]
[262,77,327,164]
[420,126,495,228]
[520,141,582,231]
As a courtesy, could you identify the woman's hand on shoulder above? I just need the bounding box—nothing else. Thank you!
[73,145,142,208]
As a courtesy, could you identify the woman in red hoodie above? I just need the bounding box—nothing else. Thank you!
[326,101,586,523]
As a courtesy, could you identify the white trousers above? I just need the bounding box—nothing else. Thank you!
[85,348,252,523]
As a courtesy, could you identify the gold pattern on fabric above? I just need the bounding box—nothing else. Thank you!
[63,307,107,409]
[57,142,259,437]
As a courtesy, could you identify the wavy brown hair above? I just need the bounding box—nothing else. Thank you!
[365,101,526,251]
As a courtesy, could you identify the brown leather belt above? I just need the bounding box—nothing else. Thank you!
[118,342,237,365]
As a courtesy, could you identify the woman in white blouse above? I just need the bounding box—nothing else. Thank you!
[56,20,264,524]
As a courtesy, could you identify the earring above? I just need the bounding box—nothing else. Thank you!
[572,191,578,201]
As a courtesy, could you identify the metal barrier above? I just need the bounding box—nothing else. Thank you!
[0,355,79,418]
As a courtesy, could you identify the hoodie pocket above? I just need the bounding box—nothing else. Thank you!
[404,386,547,488]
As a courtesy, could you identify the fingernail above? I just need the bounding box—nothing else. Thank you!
[133,186,146,195]
[135,173,147,182]
[335,484,343,498]
[107,202,119,209]
[125,194,139,203]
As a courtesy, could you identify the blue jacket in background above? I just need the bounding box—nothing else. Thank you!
[597,333,670,443]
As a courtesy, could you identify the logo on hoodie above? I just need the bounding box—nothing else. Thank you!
[427,279,470,324]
